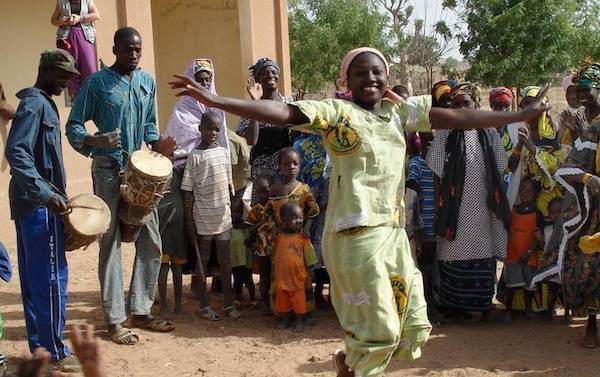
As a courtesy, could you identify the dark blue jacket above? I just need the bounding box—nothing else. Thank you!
[6,87,66,219]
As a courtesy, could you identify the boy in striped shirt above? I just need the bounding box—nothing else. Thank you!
[182,111,240,321]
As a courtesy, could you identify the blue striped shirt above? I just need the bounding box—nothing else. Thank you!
[408,155,435,240]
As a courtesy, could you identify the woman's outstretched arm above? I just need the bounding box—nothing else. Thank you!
[430,84,551,130]
[170,75,309,126]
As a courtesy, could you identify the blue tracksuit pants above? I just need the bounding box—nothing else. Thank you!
[15,207,70,360]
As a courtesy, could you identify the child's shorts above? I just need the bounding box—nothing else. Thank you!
[505,262,537,290]
[275,289,306,314]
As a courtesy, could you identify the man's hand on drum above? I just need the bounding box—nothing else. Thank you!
[46,193,68,214]
[151,135,177,159]
[84,129,121,149]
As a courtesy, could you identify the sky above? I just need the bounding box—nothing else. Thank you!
[410,0,464,59]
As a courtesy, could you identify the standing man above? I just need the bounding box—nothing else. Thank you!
[66,27,175,345]
[5,49,80,372]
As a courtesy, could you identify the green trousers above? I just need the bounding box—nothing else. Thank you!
[324,226,431,377]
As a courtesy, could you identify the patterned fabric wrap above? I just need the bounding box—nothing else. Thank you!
[249,57,280,81]
[573,61,600,89]
[489,87,514,107]
[451,82,481,107]
[532,117,600,312]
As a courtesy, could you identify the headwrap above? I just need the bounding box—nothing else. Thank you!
[518,86,554,139]
[431,81,453,103]
[193,58,214,75]
[336,47,403,103]
[451,82,481,108]
[489,87,514,107]
[165,58,228,167]
[249,58,280,81]
[573,61,600,89]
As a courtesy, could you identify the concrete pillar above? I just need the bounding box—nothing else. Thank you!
[151,0,291,130]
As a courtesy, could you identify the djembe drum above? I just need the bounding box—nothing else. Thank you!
[63,193,111,251]
[119,149,173,242]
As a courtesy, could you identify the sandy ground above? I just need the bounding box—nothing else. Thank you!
[2,94,600,377]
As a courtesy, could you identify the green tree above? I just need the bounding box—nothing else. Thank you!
[373,0,414,84]
[448,0,598,86]
[441,57,462,81]
[406,18,454,90]
[289,0,389,98]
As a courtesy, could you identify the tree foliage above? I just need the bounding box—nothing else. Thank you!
[449,0,599,86]
[289,0,390,98]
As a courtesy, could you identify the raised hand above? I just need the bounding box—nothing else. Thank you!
[152,135,177,159]
[517,125,536,154]
[69,325,106,377]
[169,74,215,106]
[17,348,58,377]
[560,109,577,131]
[246,77,262,100]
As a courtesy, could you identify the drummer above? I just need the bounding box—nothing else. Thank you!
[66,27,176,345]
[5,49,80,372]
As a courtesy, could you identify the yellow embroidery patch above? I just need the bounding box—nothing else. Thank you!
[390,276,408,317]
[324,113,361,155]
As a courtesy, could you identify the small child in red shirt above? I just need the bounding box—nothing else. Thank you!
[273,202,317,332]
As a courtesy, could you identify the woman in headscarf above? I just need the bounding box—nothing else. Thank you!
[560,72,592,153]
[427,83,510,324]
[511,86,564,218]
[51,0,100,100]
[431,80,457,108]
[157,58,228,317]
[170,48,549,377]
[533,61,600,348]
[489,87,528,207]
[236,58,293,183]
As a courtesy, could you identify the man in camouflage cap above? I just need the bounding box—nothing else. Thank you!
[5,48,80,372]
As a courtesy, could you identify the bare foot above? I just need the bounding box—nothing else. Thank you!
[332,349,354,377]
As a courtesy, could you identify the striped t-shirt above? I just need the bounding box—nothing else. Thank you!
[408,155,435,240]
[181,146,232,235]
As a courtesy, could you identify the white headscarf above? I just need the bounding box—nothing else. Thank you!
[166,58,229,167]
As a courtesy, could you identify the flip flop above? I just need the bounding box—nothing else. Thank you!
[132,317,175,332]
[198,306,221,321]
[224,306,241,320]
[109,327,139,345]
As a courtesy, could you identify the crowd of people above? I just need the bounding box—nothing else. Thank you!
[1,2,600,376]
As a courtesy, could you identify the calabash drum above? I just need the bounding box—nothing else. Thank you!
[63,194,111,251]
[118,149,172,242]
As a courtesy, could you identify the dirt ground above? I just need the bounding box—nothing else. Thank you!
[2,94,600,377]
